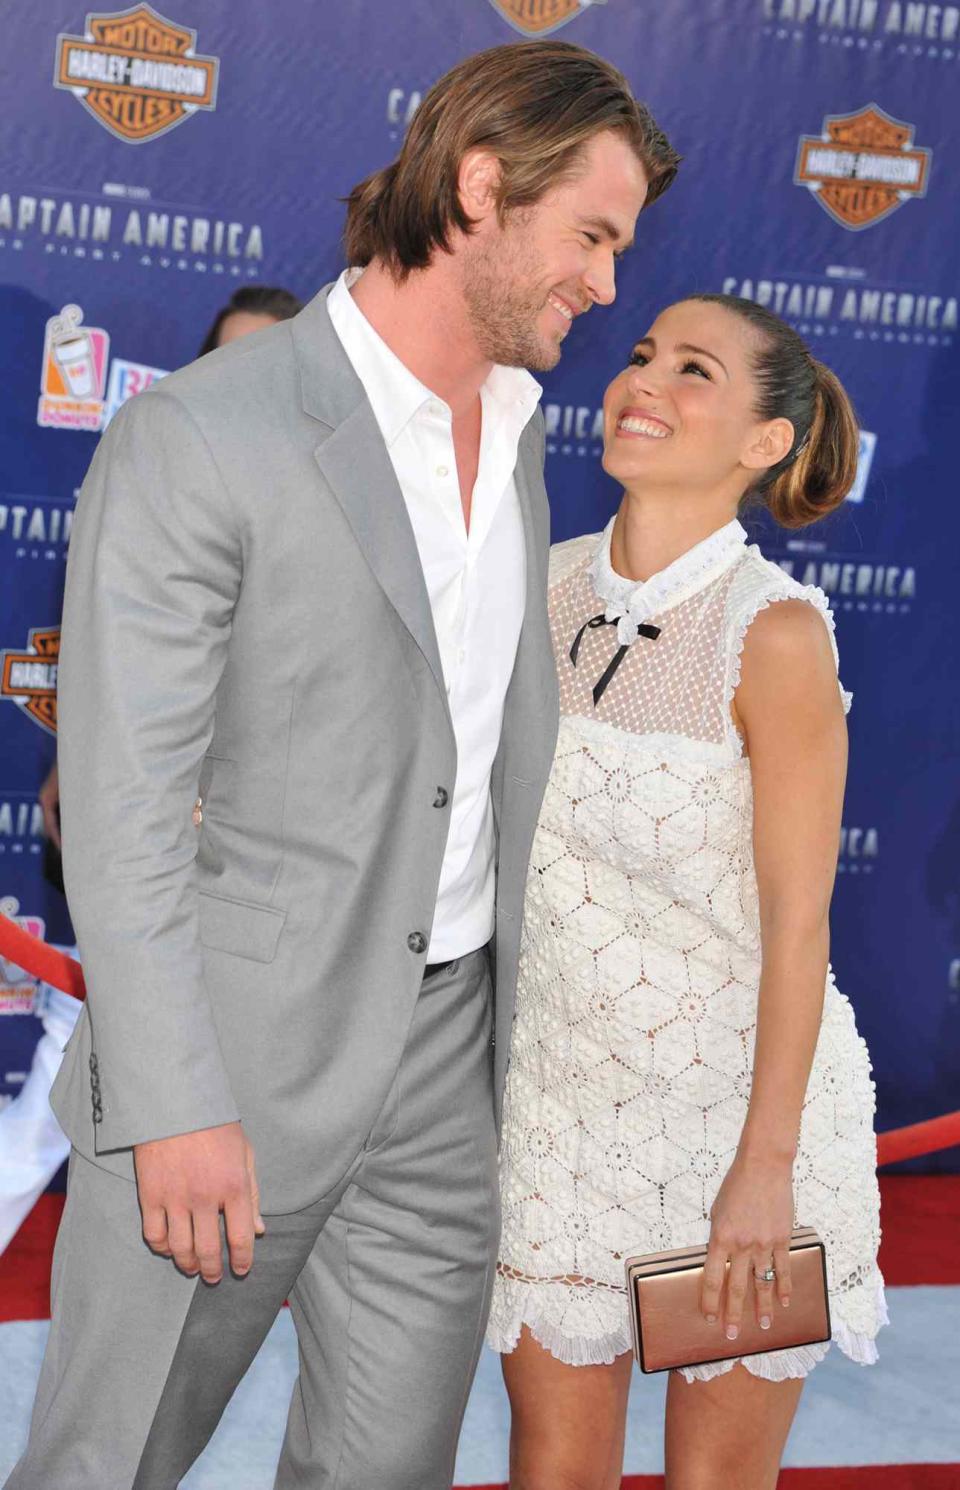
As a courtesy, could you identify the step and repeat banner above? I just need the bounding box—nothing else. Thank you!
[1,1,957,1169]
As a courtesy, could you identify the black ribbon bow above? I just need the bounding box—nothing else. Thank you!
[570,612,662,706]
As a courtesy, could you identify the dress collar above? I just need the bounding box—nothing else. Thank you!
[590,516,748,644]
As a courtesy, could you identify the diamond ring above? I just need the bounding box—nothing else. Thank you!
[754,1267,776,1283]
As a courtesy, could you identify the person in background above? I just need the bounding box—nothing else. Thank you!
[0,287,303,1259]
[197,285,303,357]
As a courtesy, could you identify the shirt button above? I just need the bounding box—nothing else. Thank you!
[433,787,449,808]
[407,931,428,955]
[436,464,449,478]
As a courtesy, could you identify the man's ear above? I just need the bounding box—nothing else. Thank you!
[457,148,502,225]
[741,417,795,474]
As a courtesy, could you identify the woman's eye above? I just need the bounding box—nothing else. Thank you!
[682,359,711,379]
[628,350,648,367]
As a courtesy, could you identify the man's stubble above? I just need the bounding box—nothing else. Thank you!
[460,213,562,374]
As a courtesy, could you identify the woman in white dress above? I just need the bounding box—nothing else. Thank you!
[487,294,886,1489]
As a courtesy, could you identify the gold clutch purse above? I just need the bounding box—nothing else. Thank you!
[624,1227,831,1374]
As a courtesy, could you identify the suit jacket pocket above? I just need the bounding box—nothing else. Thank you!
[198,890,286,964]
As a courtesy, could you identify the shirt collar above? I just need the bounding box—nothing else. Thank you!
[591,516,748,643]
[327,268,541,447]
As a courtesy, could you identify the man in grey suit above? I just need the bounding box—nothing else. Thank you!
[8,41,677,1490]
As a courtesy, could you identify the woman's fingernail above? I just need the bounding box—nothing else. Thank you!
[760,1316,771,1330]
[726,1325,739,1340]
[782,1298,791,1308]
[706,1314,717,1325]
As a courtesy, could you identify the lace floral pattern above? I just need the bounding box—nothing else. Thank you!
[487,527,885,1379]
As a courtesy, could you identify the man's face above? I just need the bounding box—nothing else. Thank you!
[460,130,649,371]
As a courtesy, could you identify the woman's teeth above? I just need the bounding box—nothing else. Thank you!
[617,416,670,438]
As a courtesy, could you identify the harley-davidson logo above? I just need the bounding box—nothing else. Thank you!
[54,4,219,144]
[795,104,931,232]
[1,628,61,735]
[487,0,606,36]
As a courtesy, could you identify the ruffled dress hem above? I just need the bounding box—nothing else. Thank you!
[486,1276,889,1382]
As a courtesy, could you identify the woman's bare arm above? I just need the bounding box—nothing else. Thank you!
[700,598,847,1337]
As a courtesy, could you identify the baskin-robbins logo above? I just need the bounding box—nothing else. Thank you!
[54,4,219,145]
[0,898,45,1016]
[795,104,931,231]
[38,304,110,431]
[103,355,166,426]
[846,430,877,504]
[0,627,60,736]
[488,0,606,36]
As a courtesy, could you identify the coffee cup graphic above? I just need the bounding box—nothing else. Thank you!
[53,331,96,397]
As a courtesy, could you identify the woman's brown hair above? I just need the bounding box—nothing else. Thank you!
[343,41,680,278]
[686,294,860,529]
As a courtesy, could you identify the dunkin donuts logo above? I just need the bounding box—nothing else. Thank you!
[795,104,931,231]
[0,628,60,736]
[38,305,110,433]
[488,0,606,35]
[54,4,219,144]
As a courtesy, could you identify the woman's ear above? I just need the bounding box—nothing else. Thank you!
[741,417,795,474]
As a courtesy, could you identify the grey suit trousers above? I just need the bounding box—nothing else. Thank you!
[5,950,499,1490]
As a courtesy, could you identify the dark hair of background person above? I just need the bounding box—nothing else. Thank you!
[685,293,860,530]
[197,285,303,357]
[343,40,681,279]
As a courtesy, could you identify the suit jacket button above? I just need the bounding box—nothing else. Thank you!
[433,787,449,808]
[407,931,427,955]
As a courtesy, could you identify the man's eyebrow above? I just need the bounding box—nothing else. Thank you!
[580,215,634,252]
[633,336,729,376]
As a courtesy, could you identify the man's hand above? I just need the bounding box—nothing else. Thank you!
[134,1121,266,1283]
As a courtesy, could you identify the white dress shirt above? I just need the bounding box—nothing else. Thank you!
[327,269,543,960]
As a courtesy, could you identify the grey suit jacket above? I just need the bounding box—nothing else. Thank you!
[50,285,559,1213]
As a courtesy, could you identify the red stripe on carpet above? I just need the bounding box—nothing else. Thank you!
[0,1192,62,1322]
[466,1472,959,1489]
[875,1175,960,1286]
[2,1176,959,1323]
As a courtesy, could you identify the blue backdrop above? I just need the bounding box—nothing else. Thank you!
[2,1,957,1173]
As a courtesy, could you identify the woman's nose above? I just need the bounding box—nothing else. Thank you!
[627,364,661,396]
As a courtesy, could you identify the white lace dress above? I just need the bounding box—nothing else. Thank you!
[487,517,887,1382]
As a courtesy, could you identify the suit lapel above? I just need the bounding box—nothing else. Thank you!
[293,286,447,705]
[313,404,447,701]
[514,421,548,623]
[512,418,555,716]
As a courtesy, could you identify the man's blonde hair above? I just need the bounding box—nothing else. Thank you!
[343,41,680,278]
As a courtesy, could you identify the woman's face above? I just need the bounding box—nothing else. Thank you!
[216,310,279,347]
[601,300,790,495]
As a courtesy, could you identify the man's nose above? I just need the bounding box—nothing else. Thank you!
[584,254,617,308]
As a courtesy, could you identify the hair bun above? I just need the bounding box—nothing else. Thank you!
[765,362,859,529]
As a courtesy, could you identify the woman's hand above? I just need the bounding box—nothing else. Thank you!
[700,1152,795,1340]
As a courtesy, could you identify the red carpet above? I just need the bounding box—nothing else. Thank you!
[2,1177,957,1490]
[3,1175,957,1323]
[466,1474,960,1489]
